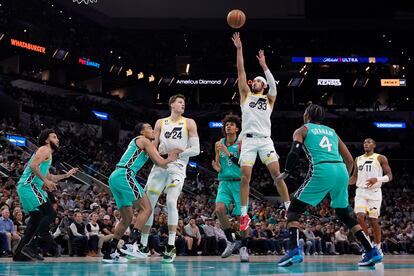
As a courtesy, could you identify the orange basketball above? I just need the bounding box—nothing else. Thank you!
[227,9,246,29]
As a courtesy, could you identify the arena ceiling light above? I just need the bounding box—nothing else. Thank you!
[73,0,98,4]
[0,33,4,42]
[52,49,69,60]
[353,77,369,88]
[137,72,144,79]
[126,69,133,77]
[148,75,155,82]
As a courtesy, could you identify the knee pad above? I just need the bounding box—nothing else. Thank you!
[335,207,358,229]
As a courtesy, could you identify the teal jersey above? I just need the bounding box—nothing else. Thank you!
[18,152,52,188]
[218,138,241,181]
[116,137,149,174]
[303,123,342,165]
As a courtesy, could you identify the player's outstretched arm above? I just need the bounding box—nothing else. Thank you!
[275,126,307,182]
[338,137,354,175]
[232,32,250,102]
[140,137,178,168]
[256,50,278,106]
[47,168,79,182]
[348,157,358,185]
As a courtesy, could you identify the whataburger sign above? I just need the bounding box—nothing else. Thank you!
[10,39,46,54]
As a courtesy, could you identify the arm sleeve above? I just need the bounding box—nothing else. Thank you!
[229,153,240,167]
[284,141,303,173]
[179,137,200,158]
[264,69,277,97]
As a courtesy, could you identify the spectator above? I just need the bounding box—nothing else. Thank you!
[213,220,228,254]
[184,218,201,256]
[69,212,88,256]
[97,215,113,257]
[86,213,100,257]
[335,227,350,255]
[0,208,21,255]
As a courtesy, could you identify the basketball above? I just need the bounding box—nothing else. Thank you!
[227,9,246,29]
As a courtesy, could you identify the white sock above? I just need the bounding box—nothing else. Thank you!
[284,201,291,210]
[241,206,248,216]
[376,243,381,250]
[141,233,149,247]
[168,231,176,246]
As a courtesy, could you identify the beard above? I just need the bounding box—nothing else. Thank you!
[50,141,59,151]
[251,85,262,93]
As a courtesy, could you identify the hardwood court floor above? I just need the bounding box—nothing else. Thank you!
[1,255,414,275]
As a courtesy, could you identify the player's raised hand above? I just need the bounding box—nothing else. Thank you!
[256,50,267,68]
[232,32,242,49]
[65,168,79,178]
[217,143,231,157]
[168,148,183,161]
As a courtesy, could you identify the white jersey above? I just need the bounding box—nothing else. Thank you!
[158,116,189,163]
[240,92,273,138]
[356,153,383,189]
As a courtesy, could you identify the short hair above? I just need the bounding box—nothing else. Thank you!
[38,129,56,146]
[221,113,241,136]
[134,122,149,135]
[305,104,325,123]
[168,94,185,109]
[364,138,376,145]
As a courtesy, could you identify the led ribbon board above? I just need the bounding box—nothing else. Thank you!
[292,57,389,64]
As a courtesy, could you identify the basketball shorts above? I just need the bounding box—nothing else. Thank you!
[17,182,48,213]
[239,137,279,167]
[145,159,187,196]
[216,180,242,216]
[354,187,382,218]
[109,168,144,208]
[294,162,349,208]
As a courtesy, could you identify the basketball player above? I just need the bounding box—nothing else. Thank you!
[275,104,382,267]
[140,94,200,263]
[232,32,290,259]
[349,138,392,254]
[103,122,181,263]
[15,129,78,261]
[211,114,246,260]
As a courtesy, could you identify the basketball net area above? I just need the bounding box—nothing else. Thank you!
[73,0,98,4]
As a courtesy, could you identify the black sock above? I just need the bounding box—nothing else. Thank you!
[241,237,248,247]
[289,227,299,249]
[130,228,141,244]
[109,238,119,254]
[354,230,373,251]
[166,244,175,251]
[224,228,234,242]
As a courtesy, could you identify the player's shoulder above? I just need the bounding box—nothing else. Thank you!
[135,136,147,147]
[376,153,388,161]
[184,117,197,125]
[37,145,52,154]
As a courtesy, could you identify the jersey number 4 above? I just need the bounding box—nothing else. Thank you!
[319,136,332,152]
